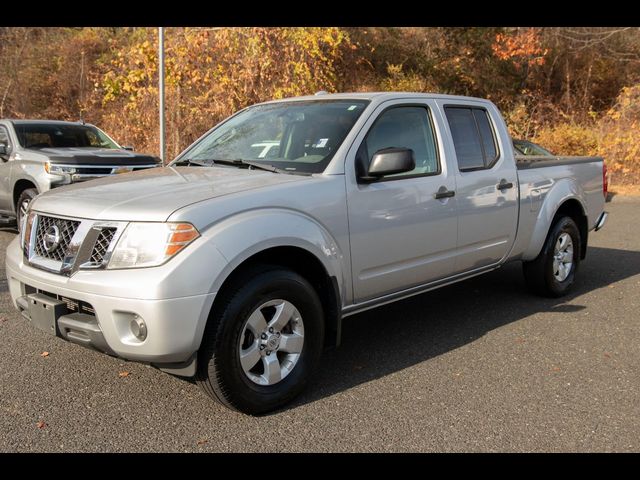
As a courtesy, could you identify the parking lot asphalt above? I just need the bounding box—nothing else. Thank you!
[0,197,639,452]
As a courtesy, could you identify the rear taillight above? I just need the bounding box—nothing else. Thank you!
[603,162,608,199]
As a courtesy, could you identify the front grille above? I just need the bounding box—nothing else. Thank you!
[76,167,113,175]
[25,215,125,275]
[89,228,116,265]
[33,216,80,262]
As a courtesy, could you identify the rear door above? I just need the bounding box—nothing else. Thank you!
[440,102,518,273]
[346,100,458,302]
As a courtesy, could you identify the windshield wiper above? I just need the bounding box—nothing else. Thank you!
[172,158,209,167]
[178,158,311,176]
[209,158,283,174]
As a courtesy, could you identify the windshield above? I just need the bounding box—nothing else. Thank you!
[177,99,369,173]
[15,123,120,149]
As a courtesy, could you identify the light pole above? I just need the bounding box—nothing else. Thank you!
[158,27,166,165]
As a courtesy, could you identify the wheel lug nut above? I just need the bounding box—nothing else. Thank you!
[261,333,267,339]
[259,345,265,350]
[269,327,274,333]
[266,350,272,355]
[276,332,280,337]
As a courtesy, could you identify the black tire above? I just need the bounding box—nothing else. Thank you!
[16,188,37,231]
[196,265,324,415]
[523,216,581,298]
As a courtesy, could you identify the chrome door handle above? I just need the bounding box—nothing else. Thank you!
[497,180,514,190]
[434,188,455,199]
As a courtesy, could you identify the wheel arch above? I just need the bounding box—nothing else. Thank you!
[523,182,589,261]
[206,245,342,349]
[194,208,348,347]
[13,179,38,213]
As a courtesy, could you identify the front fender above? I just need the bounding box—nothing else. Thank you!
[11,157,66,197]
[201,208,347,302]
[522,178,587,261]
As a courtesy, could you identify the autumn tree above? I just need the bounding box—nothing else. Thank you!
[98,27,353,158]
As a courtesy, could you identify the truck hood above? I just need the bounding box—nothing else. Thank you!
[31,166,309,222]
[25,147,159,166]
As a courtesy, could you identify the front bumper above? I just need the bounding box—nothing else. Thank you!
[5,236,217,375]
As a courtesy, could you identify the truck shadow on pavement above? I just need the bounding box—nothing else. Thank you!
[293,246,640,409]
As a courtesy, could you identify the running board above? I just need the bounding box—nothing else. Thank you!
[342,263,501,318]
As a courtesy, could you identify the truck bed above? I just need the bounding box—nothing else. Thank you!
[509,154,605,262]
[515,155,603,170]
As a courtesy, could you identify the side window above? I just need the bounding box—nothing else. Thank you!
[362,106,439,179]
[0,126,10,149]
[445,106,499,171]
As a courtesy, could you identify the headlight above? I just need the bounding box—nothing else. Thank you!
[45,162,76,174]
[107,222,200,269]
[21,211,36,252]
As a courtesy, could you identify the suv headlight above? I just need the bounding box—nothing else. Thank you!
[45,162,76,174]
[107,222,200,269]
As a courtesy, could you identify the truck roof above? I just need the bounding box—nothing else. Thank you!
[5,119,95,126]
[259,91,492,105]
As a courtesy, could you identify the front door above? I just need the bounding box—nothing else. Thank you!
[347,103,458,303]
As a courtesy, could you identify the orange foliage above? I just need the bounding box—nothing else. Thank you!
[492,29,547,68]
[97,27,352,158]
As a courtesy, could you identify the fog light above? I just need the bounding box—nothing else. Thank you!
[130,316,147,341]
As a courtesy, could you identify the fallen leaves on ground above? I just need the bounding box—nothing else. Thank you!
[604,352,611,359]
[118,371,130,378]
[197,439,208,446]
[0,317,7,322]
[40,351,50,357]
[36,421,47,429]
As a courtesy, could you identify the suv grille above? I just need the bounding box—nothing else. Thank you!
[89,228,116,265]
[33,216,80,262]
[76,167,112,175]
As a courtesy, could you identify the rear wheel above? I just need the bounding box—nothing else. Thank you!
[196,265,324,415]
[16,188,37,231]
[523,216,581,297]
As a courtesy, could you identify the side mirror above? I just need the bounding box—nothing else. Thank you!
[0,143,7,156]
[360,148,415,182]
[122,145,134,151]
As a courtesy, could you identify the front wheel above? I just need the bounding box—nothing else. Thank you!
[16,188,37,232]
[523,216,582,297]
[196,265,324,415]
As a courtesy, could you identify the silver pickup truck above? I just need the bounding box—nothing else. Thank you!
[0,119,161,228]
[5,93,608,414]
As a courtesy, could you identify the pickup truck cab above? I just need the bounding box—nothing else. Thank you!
[5,93,608,414]
[0,119,161,228]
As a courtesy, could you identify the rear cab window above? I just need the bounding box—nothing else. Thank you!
[444,106,499,172]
